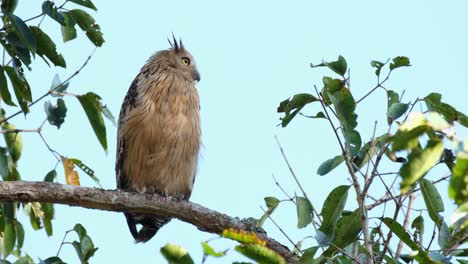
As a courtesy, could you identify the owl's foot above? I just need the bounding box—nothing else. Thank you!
[144,186,157,199]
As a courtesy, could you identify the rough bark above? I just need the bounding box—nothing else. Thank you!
[0,181,298,263]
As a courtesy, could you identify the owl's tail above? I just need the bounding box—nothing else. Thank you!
[124,212,172,243]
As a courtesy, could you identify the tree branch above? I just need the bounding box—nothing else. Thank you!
[0,181,299,263]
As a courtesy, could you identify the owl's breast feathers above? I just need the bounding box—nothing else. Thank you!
[116,65,200,199]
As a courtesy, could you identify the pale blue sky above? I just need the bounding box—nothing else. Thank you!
[9,0,468,263]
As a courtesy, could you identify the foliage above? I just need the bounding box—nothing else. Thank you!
[272,55,468,263]
[0,1,465,264]
[0,0,108,263]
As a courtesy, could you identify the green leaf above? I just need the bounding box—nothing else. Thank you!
[15,220,24,249]
[383,256,401,264]
[50,74,69,95]
[327,88,361,156]
[5,31,32,67]
[411,215,424,245]
[71,241,83,262]
[39,257,66,264]
[326,56,348,76]
[0,66,15,106]
[44,170,57,182]
[437,220,449,249]
[68,0,97,11]
[0,35,16,62]
[71,224,97,262]
[73,223,87,240]
[101,104,116,126]
[387,103,409,123]
[235,244,285,264]
[30,26,66,68]
[69,158,100,187]
[3,222,15,258]
[370,60,385,76]
[400,139,444,193]
[14,256,34,264]
[387,90,399,109]
[6,14,36,55]
[80,235,98,261]
[318,185,350,243]
[264,196,280,210]
[321,210,361,257]
[449,154,468,205]
[4,66,32,114]
[1,0,18,14]
[322,76,343,94]
[386,90,403,123]
[382,217,418,249]
[382,218,437,263]
[24,202,41,230]
[392,126,426,152]
[61,12,77,42]
[420,178,445,225]
[424,93,467,127]
[277,93,319,127]
[3,203,14,223]
[317,155,344,176]
[44,99,67,129]
[328,89,357,130]
[201,242,225,257]
[458,114,468,127]
[77,92,107,151]
[296,196,313,228]
[258,196,280,227]
[343,129,362,158]
[299,247,319,264]
[160,243,194,264]
[301,111,326,119]
[312,56,348,76]
[389,56,411,70]
[352,134,390,171]
[0,148,9,179]
[42,202,54,236]
[42,1,66,25]
[69,9,104,47]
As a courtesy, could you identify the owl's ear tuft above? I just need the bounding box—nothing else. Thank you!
[168,33,184,53]
[179,39,184,50]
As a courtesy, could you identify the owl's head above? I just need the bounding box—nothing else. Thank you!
[167,35,200,83]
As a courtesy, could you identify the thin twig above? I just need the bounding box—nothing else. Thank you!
[367,175,450,210]
[364,121,379,181]
[38,131,62,161]
[274,136,322,224]
[0,49,96,125]
[272,174,294,202]
[260,206,300,252]
[315,87,374,263]
[426,223,437,251]
[328,241,364,264]
[56,230,72,256]
[395,194,415,259]
[356,59,392,104]
[380,196,403,261]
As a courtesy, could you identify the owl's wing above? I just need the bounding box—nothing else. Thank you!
[115,78,139,190]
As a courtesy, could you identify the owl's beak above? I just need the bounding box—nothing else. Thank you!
[192,70,201,83]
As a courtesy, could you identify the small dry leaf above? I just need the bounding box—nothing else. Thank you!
[62,158,80,186]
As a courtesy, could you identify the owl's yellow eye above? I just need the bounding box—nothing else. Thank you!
[181,57,190,66]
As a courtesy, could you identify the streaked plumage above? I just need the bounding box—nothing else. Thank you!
[116,37,201,242]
